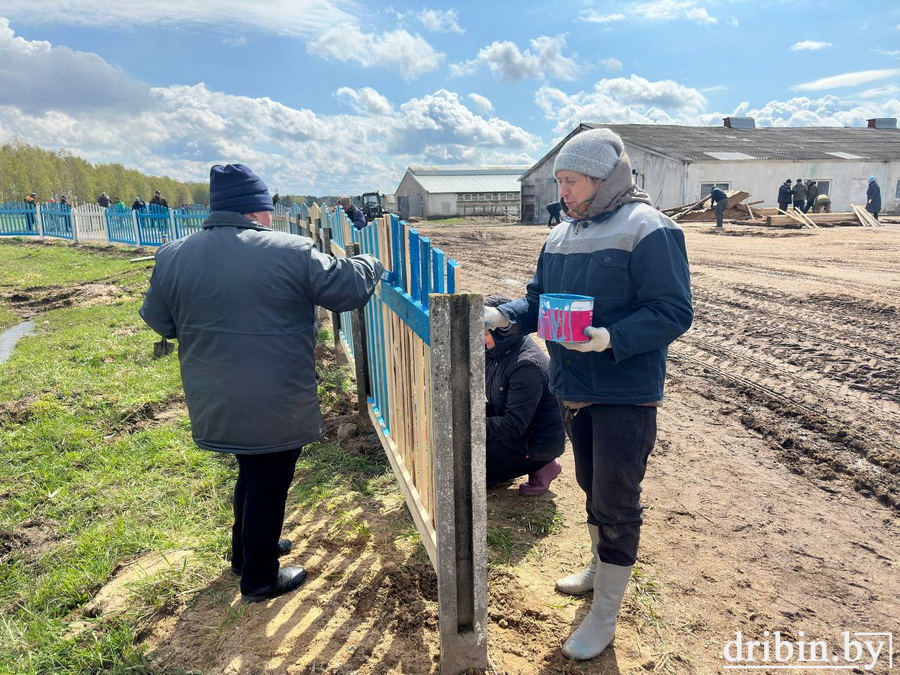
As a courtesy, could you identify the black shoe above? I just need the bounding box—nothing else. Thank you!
[230,539,293,575]
[241,567,307,603]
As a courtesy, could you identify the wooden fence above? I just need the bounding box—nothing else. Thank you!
[300,207,488,673]
[2,198,488,673]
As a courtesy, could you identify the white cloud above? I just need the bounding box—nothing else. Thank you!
[0,0,357,38]
[467,93,493,112]
[0,18,152,114]
[601,58,623,72]
[336,87,393,115]
[631,0,717,23]
[701,95,900,128]
[451,36,577,81]
[418,8,464,34]
[389,90,539,160]
[581,11,625,23]
[223,36,247,47]
[857,85,900,98]
[790,40,832,51]
[308,25,443,78]
[537,75,708,133]
[794,69,900,91]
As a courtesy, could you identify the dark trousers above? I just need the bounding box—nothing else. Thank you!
[232,447,301,591]
[803,199,814,213]
[714,200,726,227]
[778,202,789,213]
[486,439,556,483]
[562,403,656,566]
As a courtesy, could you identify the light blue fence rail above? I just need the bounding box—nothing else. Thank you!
[0,202,39,236]
[40,203,74,240]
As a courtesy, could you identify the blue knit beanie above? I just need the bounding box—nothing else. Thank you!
[868,176,876,182]
[209,164,273,214]
[554,128,625,180]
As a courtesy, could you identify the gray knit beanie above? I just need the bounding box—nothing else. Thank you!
[553,128,625,180]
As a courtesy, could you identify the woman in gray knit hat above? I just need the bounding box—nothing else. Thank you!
[483,128,693,660]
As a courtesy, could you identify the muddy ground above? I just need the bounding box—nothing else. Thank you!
[139,220,900,674]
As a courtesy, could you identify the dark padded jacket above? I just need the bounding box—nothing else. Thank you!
[486,332,565,461]
[140,210,383,454]
[710,187,728,204]
[867,182,881,213]
[777,183,793,205]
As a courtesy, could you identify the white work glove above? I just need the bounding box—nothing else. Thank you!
[560,326,611,352]
[483,306,510,330]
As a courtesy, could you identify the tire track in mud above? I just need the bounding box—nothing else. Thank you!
[695,260,900,296]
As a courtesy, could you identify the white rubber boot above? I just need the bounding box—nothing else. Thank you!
[555,524,600,595]
[562,562,632,660]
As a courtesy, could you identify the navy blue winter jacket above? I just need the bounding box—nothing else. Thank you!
[499,202,693,404]
[140,210,383,454]
[867,182,881,213]
[710,187,728,205]
[777,183,793,204]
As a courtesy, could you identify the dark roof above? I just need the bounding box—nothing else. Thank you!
[522,123,900,179]
[595,123,900,162]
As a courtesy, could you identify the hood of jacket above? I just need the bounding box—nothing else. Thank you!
[584,152,653,220]
[486,329,525,360]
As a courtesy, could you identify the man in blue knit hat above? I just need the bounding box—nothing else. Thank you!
[140,164,384,603]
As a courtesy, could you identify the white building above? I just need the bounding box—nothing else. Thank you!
[520,118,899,223]
[394,166,530,219]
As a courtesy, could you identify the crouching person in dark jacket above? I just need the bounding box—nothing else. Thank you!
[484,294,565,496]
[140,164,383,604]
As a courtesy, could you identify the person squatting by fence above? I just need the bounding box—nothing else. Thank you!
[484,294,565,496]
[484,128,693,661]
[867,176,881,221]
[709,185,728,228]
[140,163,383,603]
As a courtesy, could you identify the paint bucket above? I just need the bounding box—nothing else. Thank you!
[537,294,594,342]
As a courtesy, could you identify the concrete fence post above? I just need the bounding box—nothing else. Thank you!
[430,293,488,674]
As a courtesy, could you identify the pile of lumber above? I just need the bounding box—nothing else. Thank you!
[663,191,753,222]
[763,206,882,228]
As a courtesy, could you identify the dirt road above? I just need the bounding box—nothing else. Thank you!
[148,221,900,674]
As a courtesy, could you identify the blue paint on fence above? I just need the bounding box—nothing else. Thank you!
[447,260,459,294]
[173,205,209,239]
[136,204,172,246]
[40,203,73,240]
[419,236,432,310]
[106,205,137,245]
[409,229,421,303]
[0,202,38,236]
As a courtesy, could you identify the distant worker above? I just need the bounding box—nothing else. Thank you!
[709,185,728,228]
[866,176,881,221]
[546,198,567,228]
[98,192,110,208]
[812,193,832,213]
[483,294,565,496]
[150,190,168,208]
[23,192,37,231]
[132,197,146,210]
[792,178,806,212]
[59,195,71,208]
[804,180,818,213]
[777,179,793,213]
[140,164,383,603]
[338,196,366,230]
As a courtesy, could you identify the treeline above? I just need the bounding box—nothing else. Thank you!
[0,141,342,209]
[0,142,209,207]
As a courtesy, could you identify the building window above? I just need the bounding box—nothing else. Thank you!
[813,180,831,196]
[699,182,729,199]
[895,180,900,199]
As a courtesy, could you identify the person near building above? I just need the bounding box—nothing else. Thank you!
[484,294,565,496]
[546,198,567,228]
[792,178,807,211]
[866,176,881,221]
[804,180,818,213]
[709,185,728,228]
[812,193,832,213]
[483,128,693,661]
[338,196,366,230]
[777,179,793,213]
[140,164,384,603]
[150,190,168,208]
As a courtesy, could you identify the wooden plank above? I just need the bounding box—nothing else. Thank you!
[777,208,813,229]
[368,401,437,567]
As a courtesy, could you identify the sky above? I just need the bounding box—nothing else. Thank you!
[1,0,899,196]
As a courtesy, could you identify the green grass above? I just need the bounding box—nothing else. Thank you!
[0,240,392,674]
